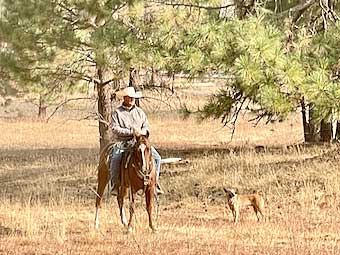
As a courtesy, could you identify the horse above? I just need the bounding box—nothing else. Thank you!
[94,130,157,233]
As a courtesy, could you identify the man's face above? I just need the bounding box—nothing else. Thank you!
[123,96,135,107]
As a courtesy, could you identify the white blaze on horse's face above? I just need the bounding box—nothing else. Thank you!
[139,143,147,171]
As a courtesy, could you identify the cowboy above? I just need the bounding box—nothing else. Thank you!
[110,86,164,195]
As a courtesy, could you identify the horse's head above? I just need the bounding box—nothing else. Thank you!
[133,130,153,174]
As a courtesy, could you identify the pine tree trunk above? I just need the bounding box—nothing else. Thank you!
[97,68,113,151]
[302,100,320,143]
[129,67,139,89]
[336,122,340,140]
[301,98,310,142]
[320,119,332,142]
[129,67,140,107]
[38,94,47,119]
[150,67,156,86]
[309,122,321,142]
[38,105,47,119]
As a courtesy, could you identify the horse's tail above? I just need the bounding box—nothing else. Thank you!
[96,142,116,208]
[98,142,116,168]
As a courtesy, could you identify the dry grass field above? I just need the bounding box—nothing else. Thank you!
[1,95,340,254]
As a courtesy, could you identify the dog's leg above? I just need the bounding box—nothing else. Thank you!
[234,207,239,223]
[258,208,265,222]
[258,197,265,221]
[231,209,236,222]
[229,205,236,223]
[254,206,260,221]
[254,205,265,222]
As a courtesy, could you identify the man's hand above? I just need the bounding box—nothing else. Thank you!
[132,128,141,137]
[132,127,148,137]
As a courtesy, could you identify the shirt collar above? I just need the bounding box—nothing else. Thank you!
[121,104,136,111]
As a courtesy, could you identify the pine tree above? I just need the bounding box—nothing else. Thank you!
[2,0,340,145]
[0,0,84,118]
[0,0,147,149]
[146,1,340,143]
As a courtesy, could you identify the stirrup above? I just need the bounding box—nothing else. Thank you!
[156,183,164,195]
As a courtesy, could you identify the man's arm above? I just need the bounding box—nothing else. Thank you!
[140,109,150,135]
[111,111,133,138]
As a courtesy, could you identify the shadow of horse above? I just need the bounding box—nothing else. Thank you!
[94,131,157,233]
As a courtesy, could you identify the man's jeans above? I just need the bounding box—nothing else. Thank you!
[110,143,161,186]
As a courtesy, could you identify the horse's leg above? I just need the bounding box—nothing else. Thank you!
[127,189,135,233]
[146,185,156,233]
[117,187,128,227]
[95,162,109,229]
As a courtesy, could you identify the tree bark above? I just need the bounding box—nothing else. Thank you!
[129,67,140,106]
[301,98,310,142]
[38,105,47,119]
[97,67,113,151]
[38,94,47,119]
[302,101,321,143]
[336,122,340,140]
[320,119,332,142]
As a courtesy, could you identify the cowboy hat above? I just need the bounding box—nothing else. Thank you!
[116,87,142,98]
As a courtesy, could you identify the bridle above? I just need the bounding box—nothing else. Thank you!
[132,136,154,189]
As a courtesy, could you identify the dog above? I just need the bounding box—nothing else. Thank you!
[223,188,265,223]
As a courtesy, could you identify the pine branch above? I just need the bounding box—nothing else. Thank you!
[142,95,179,112]
[57,2,78,17]
[229,97,246,141]
[149,1,234,10]
[46,97,93,122]
[280,0,317,17]
[111,3,128,15]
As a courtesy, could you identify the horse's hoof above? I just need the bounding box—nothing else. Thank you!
[123,227,133,235]
[151,228,158,234]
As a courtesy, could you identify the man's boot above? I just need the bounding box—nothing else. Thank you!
[110,179,118,196]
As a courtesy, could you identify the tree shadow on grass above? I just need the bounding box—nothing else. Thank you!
[0,148,99,204]
[0,225,23,236]
[1,144,339,204]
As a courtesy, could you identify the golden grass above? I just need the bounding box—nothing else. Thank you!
[0,118,98,150]
[1,111,340,254]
